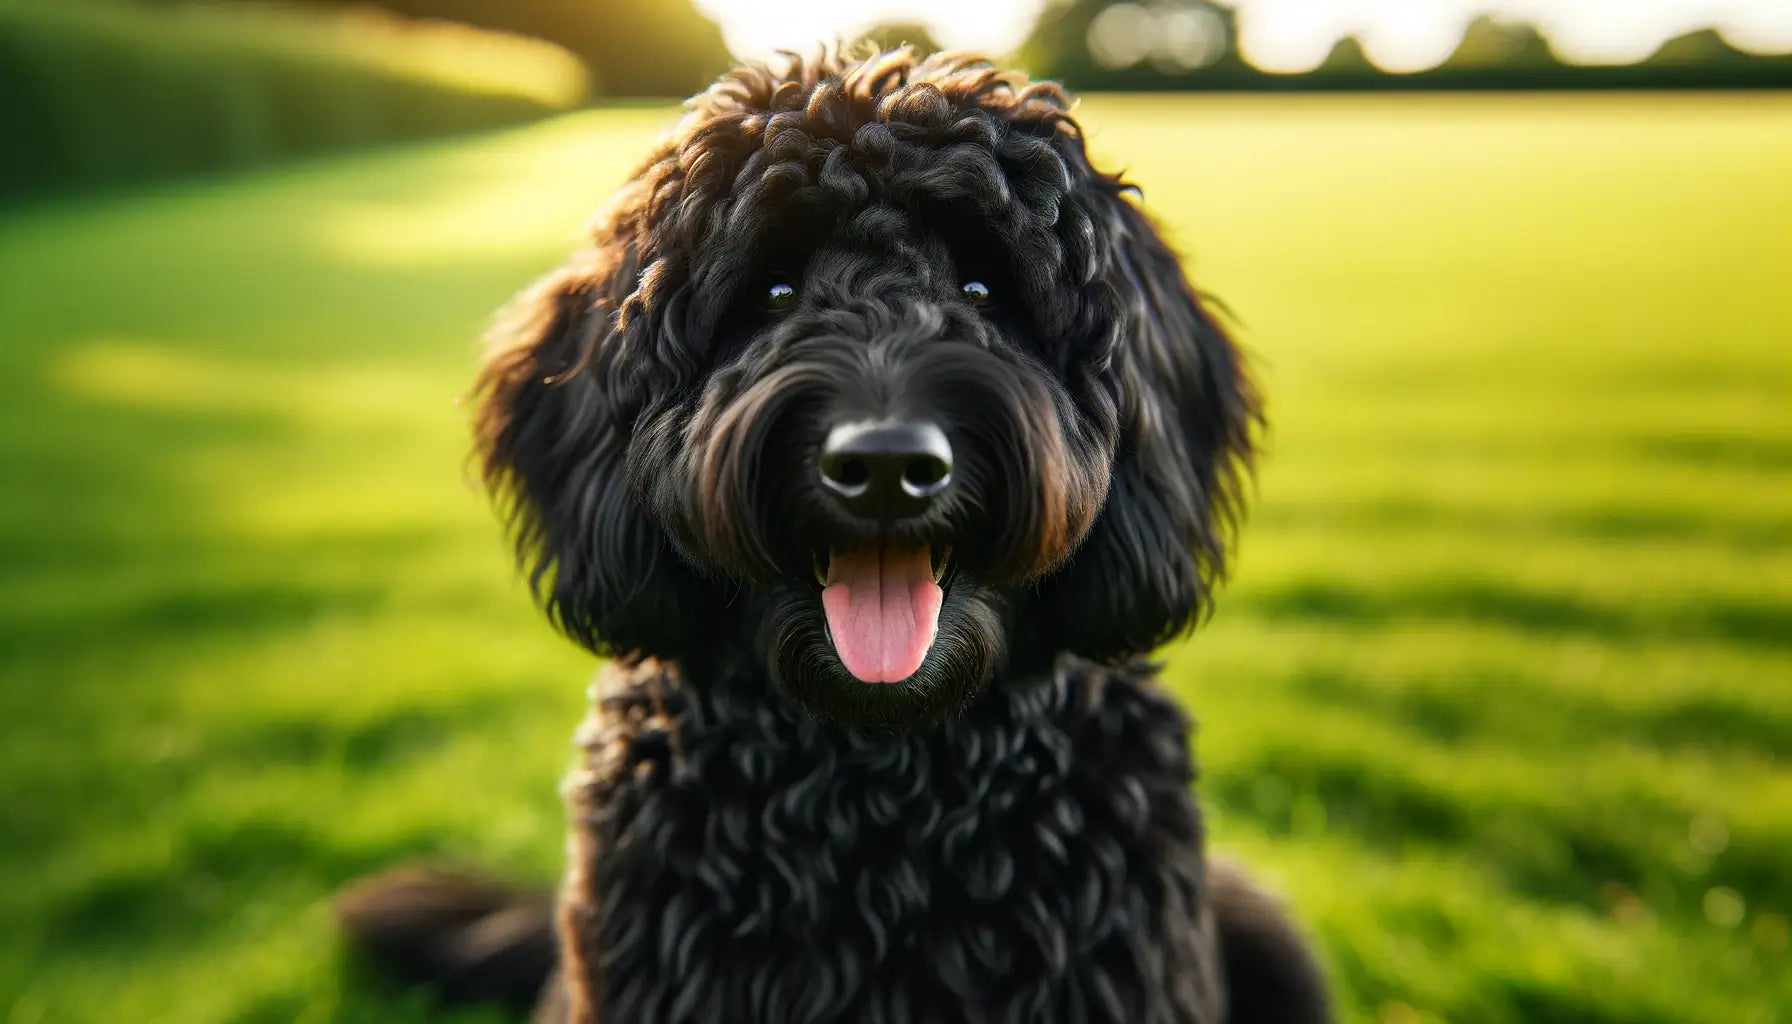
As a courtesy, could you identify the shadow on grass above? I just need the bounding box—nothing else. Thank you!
[232,985,515,1024]
[32,691,536,951]
[1628,433,1792,472]
[1209,751,1670,918]
[1322,937,1689,1024]
[1211,714,1789,932]
[1236,579,1790,651]
[1254,501,1792,552]
[1277,665,1792,761]
[208,692,529,773]
[18,578,387,650]
[41,817,452,954]
[1501,983,1688,1024]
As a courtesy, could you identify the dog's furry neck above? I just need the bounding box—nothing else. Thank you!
[555,655,1224,1023]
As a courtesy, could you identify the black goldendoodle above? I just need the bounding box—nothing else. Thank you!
[339,50,1329,1024]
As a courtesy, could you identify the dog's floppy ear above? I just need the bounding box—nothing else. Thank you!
[474,245,717,659]
[1035,196,1259,660]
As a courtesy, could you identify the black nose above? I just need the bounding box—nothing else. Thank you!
[819,420,953,519]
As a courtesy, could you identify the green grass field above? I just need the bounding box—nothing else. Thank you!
[2,93,1788,1023]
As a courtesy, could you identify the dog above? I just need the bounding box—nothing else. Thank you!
[338,49,1330,1023]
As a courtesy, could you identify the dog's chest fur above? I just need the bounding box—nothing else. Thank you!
[557,656,1223,1023]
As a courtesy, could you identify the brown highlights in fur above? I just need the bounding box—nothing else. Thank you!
[466,44,1259,699]
[339,48,1324,1024]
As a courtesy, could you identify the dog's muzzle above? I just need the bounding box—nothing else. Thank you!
[811,419,957,686]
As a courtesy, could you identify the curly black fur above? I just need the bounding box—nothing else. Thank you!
[338,49,1328,1023]
[560,654,1223,1022]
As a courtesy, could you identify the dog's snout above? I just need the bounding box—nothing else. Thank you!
[819,420,953,519]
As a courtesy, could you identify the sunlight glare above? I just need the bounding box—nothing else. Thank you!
[1235,0,1349,74]
[1717,2,1792,54]
[1358,3,1473,73]
[1525,0,1711,65]
[1229,0,1792,72]
[693,0,1044,58]
[693,0,1792,67]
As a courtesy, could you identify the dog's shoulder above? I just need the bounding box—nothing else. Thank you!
[566,657,689,807]
[1017,653,1197,778]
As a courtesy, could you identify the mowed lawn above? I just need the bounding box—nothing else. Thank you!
[1,93,1788,1023]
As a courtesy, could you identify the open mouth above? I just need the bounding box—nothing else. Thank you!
[814,541,951,684]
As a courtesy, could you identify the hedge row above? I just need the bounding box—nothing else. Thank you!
[0,2,590,200]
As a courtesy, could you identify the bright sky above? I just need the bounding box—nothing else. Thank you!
[693,0,1792,72]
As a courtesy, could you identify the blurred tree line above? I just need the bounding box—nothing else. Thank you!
[1014,1,1792,91]
[6,0,1788,204]
[0,1,591,201]
[1,0,731,202]
[138,0,729,97]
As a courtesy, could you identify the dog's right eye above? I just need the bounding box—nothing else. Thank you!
[764,281,796,312]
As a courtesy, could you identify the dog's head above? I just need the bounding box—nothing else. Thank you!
[477,51,1257,728]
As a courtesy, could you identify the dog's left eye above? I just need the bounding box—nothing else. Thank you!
[961,280,991,306]
[764,281,797,311]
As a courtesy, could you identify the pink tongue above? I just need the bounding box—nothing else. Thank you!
[821,540,943,684]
